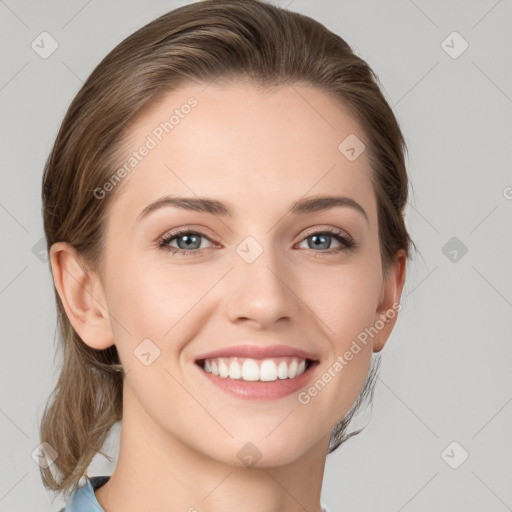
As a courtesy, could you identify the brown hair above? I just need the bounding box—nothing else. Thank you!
[40,0,414,498]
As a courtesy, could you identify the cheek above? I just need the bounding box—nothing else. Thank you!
[306,261,381,348]
[105,255,215,356]
[302,260,380,398]
[104,260,207,414]
[108,252,183,320]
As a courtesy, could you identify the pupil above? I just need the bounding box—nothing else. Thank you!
[311,234,330,250]
[178,234,200,250]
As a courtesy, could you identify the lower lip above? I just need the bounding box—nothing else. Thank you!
[195,361,319,400]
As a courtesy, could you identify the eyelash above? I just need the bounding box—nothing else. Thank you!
[157,227,357,257]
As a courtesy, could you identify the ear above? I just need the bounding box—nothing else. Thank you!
[372,249,407,353]
[49,242,114,350]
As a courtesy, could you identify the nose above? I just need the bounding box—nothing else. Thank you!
[223,242,301,330]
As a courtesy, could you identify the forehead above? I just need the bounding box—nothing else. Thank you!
[109,81,377,223]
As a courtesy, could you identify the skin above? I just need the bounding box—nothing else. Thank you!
[50,82,406,512]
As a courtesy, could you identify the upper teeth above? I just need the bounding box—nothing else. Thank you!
[202,357,308,381]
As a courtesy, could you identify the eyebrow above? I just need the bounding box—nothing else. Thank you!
[136,194,369,223]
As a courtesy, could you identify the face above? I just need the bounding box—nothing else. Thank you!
[86,82,403,467]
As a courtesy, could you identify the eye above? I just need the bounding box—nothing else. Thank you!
[296,228,356,254]
[157,229,215,256]
[157,227,357,257]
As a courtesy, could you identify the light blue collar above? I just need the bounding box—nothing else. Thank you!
[59,476,110,511]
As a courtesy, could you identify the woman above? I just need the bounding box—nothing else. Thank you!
[39,1,413,510]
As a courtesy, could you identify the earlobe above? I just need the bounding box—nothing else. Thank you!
[49,242,114,350]
[372,249,407,353]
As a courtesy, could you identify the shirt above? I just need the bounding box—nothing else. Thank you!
[58,475,331,511]
[58,476,110,511]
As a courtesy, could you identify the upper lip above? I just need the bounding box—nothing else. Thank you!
[194,344,320,362]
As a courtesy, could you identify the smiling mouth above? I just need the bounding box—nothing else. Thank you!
[196,356,316,382]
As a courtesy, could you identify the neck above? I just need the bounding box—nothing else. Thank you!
[95,383,329,512]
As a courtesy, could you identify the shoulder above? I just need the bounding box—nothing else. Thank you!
[58,475,110,511]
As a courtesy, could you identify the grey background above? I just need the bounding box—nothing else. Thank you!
[1,0,511,510]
